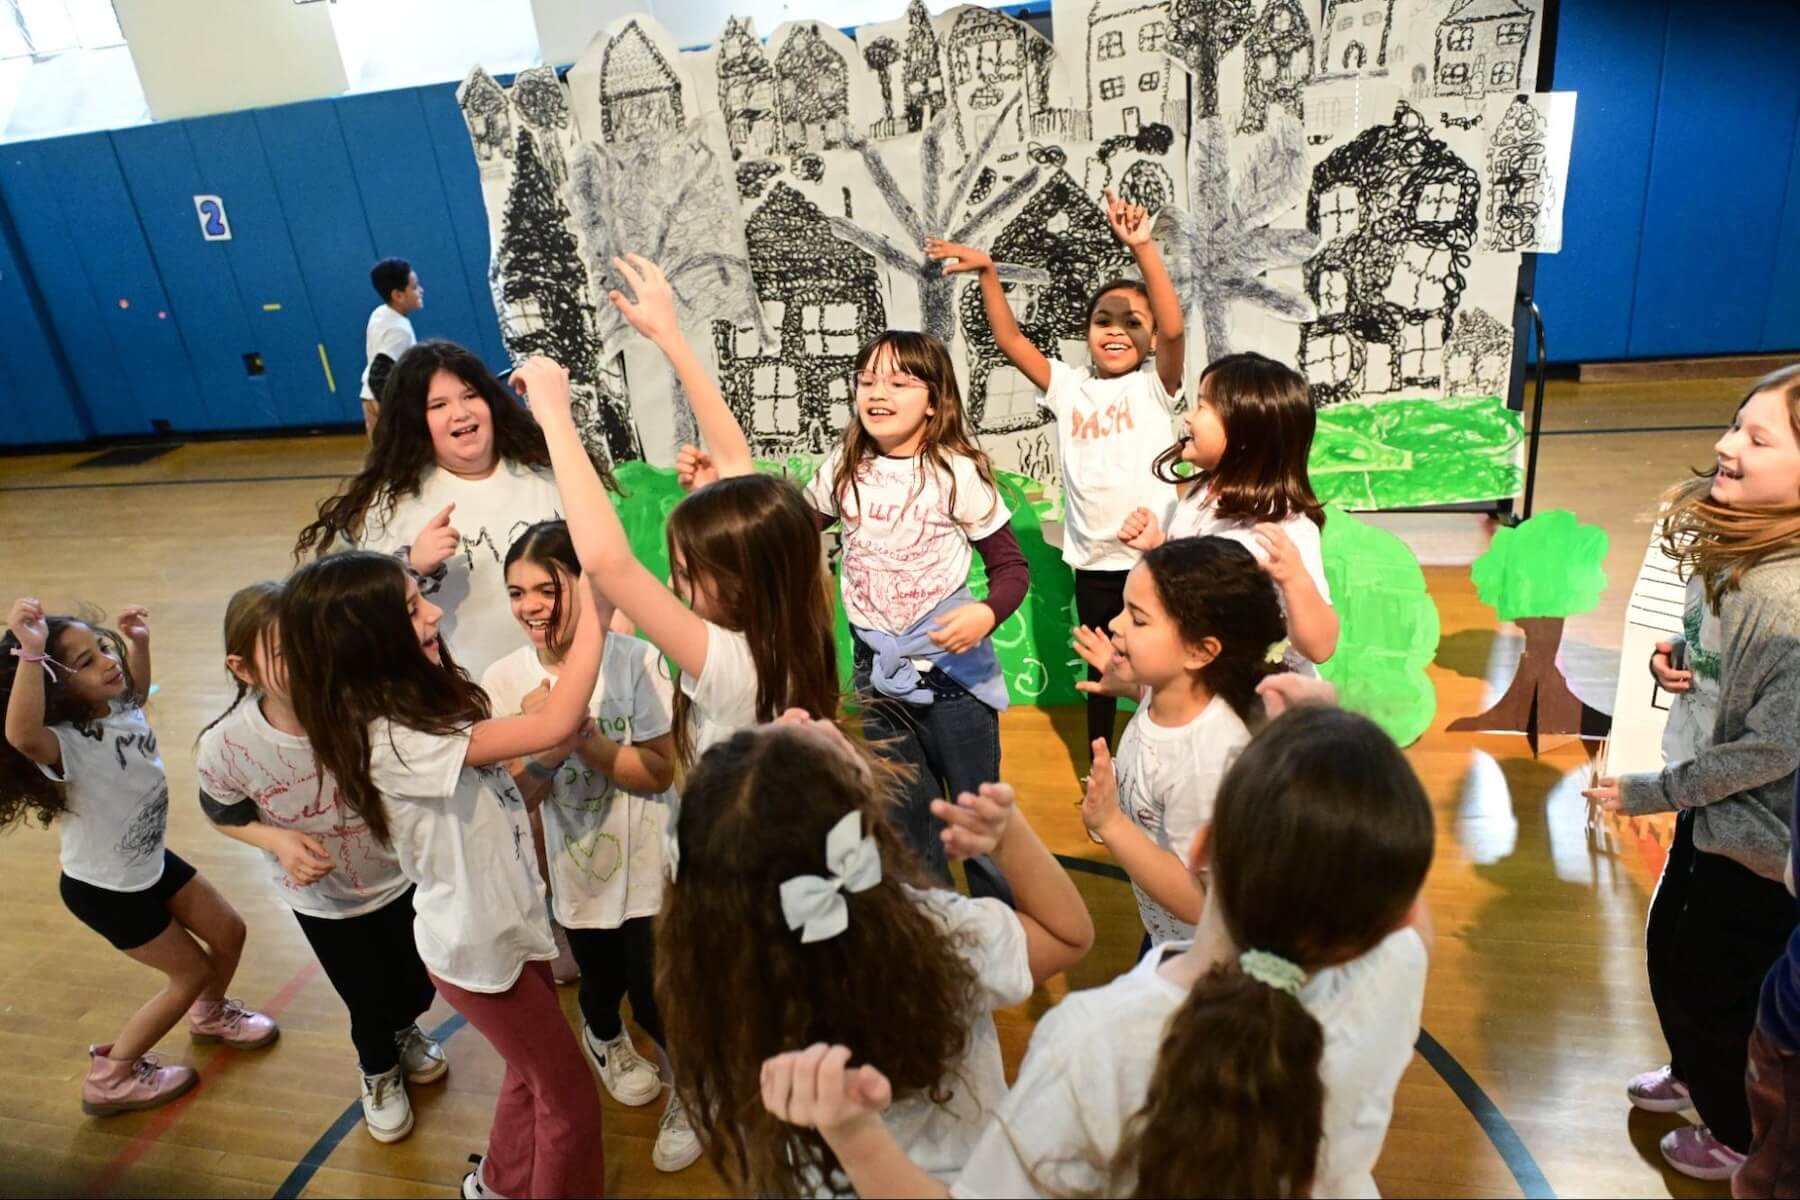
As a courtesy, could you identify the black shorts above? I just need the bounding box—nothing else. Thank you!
[60,849,197,951]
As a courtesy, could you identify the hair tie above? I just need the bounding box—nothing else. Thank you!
[1264,638,1291,665]
[1239,949,1305,996]
[9,647,67,681]
[779,811,883,943]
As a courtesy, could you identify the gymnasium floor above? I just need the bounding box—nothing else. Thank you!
[0,374,1761,1199]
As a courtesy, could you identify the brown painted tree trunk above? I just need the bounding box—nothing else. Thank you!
[1448,617,1610,754]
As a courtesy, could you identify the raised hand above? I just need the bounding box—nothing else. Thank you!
[408,504,461,576]
[1081,739,1124,840]
[509,356,572,423]
[608,253,682,347]
[7,597,48,653]
[923,238,994,275]
[1119,506,1163,550]
[1104,187,1152,248]
[933,781,1015,862]
[761,1044,892,1136]
[116,605,151,645]
[1071,624,1115,678]
[675,444,719,492]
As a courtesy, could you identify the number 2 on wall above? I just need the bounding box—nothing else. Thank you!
[193,194,232,242]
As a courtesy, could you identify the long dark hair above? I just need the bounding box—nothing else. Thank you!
[1140,537,1288,723]
[1152,352,1324,529]
[278,552,489,846]
[666,474,839,767]
[831,330,999,530]
[0,615,137,830]
[503,519,582,661]
[1100,707,1434,1197]
[657,723,978,1196]
[198,581,284,743]
[294,340,619,559]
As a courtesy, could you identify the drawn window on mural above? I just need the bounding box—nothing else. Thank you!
[1387,245,1451,309]
[1448,27,1474,51]
[752,363,801,435]
[1491,62,1515,87]
[1318,184,1360,238]
[1363,11,1383,25]
[1439,62,1469,86]
[1138,22,1166,52]
[1098,31,1125,59]
[1497,22,1529,45]
[1100,76,1125,100]
[1303,332,1355,385]
[1138,71,1159,92]
[827,374,852,430]
[1414,181,1461,224]
[1318,270,1350,316]
[1399,320,1445,378]
[802,302,861,355]
[1337,14,1354,31]
[977,36,1021,79]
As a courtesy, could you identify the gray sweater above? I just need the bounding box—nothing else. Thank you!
[1620,556,1800,881]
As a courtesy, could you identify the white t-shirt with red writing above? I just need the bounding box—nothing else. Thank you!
[1041,359,1181,572]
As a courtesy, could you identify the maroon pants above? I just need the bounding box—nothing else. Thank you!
[1740,1024,1800,1198]
[431,960,604,1198]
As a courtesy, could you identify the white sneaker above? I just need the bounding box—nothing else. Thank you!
[461,1156,510,1199]
[653,1091,702,1173]
[581,1024,661,1107]
[395,1023,448,1085]
[360,1066,413,1143]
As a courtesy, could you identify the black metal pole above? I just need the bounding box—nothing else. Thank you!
[1519,298,1548,520]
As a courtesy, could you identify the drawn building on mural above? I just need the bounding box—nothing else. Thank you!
[945,7,1085,152]
[1442,306,1512,396]
[961,163,1132,432]
[459,68,513,164]
[509,67,573,190]
[599,19,685,143]
[1320,0,1396,74]
[1086,1,1179,139]
[714,184,886,454]
[775,23,851,152]
[1238,0,1314,133]
[901,0,949,135]
[1299,102,1480,405]
[1434,0,1534,97]
[717,17,779,158]
[1484,93,1548,251]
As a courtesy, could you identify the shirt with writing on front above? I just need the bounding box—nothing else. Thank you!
[360,460,564,678]
[196,697,409,919]
[1040,359,1181,571]
[368,719,555,993]
[360,304,416,401]
[804,450,1010,634]
[481,635,675,929]
[39,701,170,892]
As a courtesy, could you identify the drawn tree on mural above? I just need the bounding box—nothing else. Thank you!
[834,97,1051,345]
[901,0,948,134]
[509,66,573,190]
[1155,115,1316,359]
[1449,510,1611,753]
[864,36,901,130]
[499,131,635,463]
[458,67,512,164]
[1168,0,1254,120]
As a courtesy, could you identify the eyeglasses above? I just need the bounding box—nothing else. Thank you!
[853,371,928,392]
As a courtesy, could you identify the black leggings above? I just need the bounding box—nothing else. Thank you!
[1075,568,1130,757]
[564,916,663,1049]
[292,887,436,1075]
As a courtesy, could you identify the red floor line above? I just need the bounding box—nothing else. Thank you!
[88,960,324,1196]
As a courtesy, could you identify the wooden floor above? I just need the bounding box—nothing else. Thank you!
[0,373,1768,1199]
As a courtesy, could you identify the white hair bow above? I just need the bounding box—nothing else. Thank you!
[779,811,882,943]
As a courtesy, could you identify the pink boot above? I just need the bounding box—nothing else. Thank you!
[81,1044,198,1116]
[188,998,279,1049]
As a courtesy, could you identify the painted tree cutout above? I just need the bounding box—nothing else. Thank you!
[1154,114,1317,359]
[1449,510,1612,753]
[1168,0,1253,120]
[717,16,779,159]
[458,67,512,164]
[901,0,948,135]
[1238,0,1314,134]
[509,66,573,191]
[833,97,1051,346]
[1317,506,1441,746]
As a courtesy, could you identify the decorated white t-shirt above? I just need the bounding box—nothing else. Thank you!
[681,620,761,761]
[1040,359,1181,571]
[1113,693,1251,944]
[951,929,1429,1200]
[1661,573,1723,764]
[360,303,416,401]
[1166,487,1332,675]
[359,460,564,677]
[481,635,675,929]
[39,700,169,892]
[803,450,1011,634]
[196,697,409,919]
[368,719,555,993]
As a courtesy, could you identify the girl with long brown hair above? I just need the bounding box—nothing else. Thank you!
[660,714,1092,1195]
[517,259,838,771]
[1584,364,1800,1181]
[1120,352,1339,673]
[762,700,1435,1199]
[279,550,608,1199]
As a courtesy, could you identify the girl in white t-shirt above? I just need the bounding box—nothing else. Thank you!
[514,265,839,771]
[196,581,443,1145]
[280,550,607,1200]
[1071,537,1287,948]
[295,338,622,679]
[927,188,1186,761]
[480,519,699,1174]
[658,714,1093,1196]
[3,600,277,1118]
[1121,352,1339,674]
[760,701,1435,1200]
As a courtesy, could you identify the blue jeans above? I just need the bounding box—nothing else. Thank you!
[855,653,1014,906]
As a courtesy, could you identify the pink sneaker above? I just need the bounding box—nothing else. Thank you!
[551,923,581,985]
[1627,1064,1694,1113]
[1659,1124,1745,1181]
[188,998,279,1049]
[81,1044,197,1116]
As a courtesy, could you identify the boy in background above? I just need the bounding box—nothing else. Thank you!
[361,258,423,436]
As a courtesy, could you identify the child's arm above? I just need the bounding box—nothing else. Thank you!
[934,782,1094,982]
[1072,625,1137,699]
[762,1045,948,1200]
[611,254,755,481]
[116,606,152,701]
[574,730,675,795]
[5,599,61,769]
[926,239,1051,392]
[199,789,334,886]
[1253,523,1338,664]
[1106,189,1186,398]
[512,357,715,682]
[1081,739,1203,927]
[466,574,605,769]
[1119,505,1168,551]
